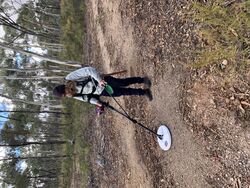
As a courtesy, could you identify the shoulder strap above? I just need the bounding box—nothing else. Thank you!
[75,77,91,94]
[74,77,98,95]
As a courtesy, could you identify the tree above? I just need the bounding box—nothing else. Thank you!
[0,109,69,114]
[0,140,67,147]
[0,155,70,161]
[0,1,79,186]
[0,42,81,67]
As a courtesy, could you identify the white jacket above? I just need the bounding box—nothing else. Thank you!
[65,67,104,105]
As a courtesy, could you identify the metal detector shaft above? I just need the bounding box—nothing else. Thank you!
[105,103,162,138]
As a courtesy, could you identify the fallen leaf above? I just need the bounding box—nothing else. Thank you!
[241,101,250,107]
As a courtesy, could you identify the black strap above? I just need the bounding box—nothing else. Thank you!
[73,77,98,101]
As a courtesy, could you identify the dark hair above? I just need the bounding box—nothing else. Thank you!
[53,85,65,98]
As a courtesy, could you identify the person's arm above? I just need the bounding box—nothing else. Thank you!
[90,98,103,106]
[73,95,102,106]
[65,67,102,83]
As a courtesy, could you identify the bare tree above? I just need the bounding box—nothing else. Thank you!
[0,110,69,114]
[0,42,81,67]
[0,115,68,126]
[0,7,59,41]
[0,140,67,147]
[0,75,64,80]
[0,155,70,161]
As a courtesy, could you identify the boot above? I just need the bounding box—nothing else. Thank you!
[145,89,153,101]
[143,77,152,88]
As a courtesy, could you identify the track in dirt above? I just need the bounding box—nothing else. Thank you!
[89,0,152,187]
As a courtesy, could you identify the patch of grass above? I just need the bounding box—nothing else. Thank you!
[60,0,86,62]
[189,0,250,68]
[59,99,92,188]
[58,0,91,187]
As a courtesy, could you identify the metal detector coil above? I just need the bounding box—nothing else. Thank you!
[157,125,172,151]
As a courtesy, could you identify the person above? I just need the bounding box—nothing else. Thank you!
[53,67,152,112]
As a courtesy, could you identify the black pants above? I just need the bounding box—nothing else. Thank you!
[101,76,146,97]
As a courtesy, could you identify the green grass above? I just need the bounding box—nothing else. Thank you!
[58,0,91,187]
[189,0,250,68]
[60,0,86,62]
[59,99,92,188]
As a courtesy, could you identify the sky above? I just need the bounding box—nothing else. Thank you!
[0,0,29,37]
[0,99,14,129]
[0,26,4,37]
[0,111,8,129]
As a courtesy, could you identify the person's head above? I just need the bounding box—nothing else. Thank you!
[53,82,76,98]
[53,85,66,98]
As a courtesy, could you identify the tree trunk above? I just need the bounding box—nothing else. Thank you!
[0,140,67,147]
[0,67,69,73]
[0,115,69,126]
[0,110,69,115]
[0,93,62,107]
[0,42,81,67]
[0,75,65,80]
[0,155,70,161]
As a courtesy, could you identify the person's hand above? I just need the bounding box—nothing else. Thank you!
[95,105,105,115]
[99,80,107,87]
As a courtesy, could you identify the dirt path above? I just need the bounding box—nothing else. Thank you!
[85,1,222,188]
[89,0,152,187]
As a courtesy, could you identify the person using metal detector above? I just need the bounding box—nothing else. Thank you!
[53,67,172,151]
[53,67,153,114]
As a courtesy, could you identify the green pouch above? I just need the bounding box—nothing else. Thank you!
[105,85,114,95]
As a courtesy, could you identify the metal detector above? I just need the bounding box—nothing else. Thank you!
[104,85,172,151]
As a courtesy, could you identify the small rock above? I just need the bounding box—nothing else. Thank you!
[220,59,228,69]
[222,59,228,65]
[229,87,236,92]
